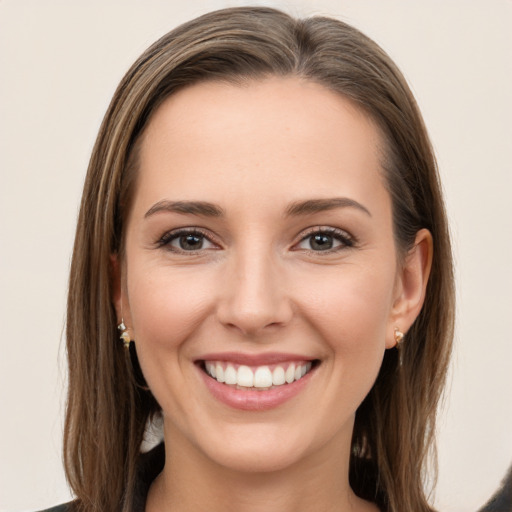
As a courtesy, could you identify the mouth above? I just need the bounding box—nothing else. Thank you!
[195,353,321,410]
[200,360,319,390]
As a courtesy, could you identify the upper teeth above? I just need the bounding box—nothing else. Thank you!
[204,361,313,389]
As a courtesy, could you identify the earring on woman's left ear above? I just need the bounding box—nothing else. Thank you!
[394,327,404,348]
[118,320,132,349]
[394,327,405,367]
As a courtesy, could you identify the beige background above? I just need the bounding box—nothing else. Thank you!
[1,1,511,510]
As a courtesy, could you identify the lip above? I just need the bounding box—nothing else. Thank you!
[197,351,315,366]
[195,352,318,411]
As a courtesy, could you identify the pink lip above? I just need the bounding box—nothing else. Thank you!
[196,353,318,411]
[196,351,315,366]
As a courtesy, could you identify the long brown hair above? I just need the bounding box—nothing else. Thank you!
[65,7,454,512]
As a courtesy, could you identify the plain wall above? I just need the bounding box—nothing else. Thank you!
[1,1,511,510]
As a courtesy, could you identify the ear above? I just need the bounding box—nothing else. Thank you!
[386,229,433,348]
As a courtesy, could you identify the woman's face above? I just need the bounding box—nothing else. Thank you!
[117,77,425,474]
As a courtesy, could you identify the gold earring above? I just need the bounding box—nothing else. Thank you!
[117,320,132,349]
[394,327,404,348]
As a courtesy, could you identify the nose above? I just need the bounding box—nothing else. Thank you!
[216,248,293,337]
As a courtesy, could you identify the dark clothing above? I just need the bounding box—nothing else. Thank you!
[39,506,69,512]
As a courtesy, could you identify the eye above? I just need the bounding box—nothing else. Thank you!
[295,228,354,252]
[158,229,218,252]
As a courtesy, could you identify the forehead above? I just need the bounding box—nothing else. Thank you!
[134,77,388,213]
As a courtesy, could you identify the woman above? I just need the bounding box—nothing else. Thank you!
[60,6,454,512]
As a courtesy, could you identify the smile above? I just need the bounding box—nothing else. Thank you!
[196,353,320,410]
[203,361,314,390]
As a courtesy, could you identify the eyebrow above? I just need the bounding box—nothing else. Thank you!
[285,197,371,217]
[145,200,224,218]
[144,197,371,219]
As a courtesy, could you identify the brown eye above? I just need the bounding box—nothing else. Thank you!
[295,228,354,252]
[177,233,206,250]
[309,233,335,251]
[159,230,217,252]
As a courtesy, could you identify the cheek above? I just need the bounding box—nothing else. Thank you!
[301,264,395,339]
[127,266,215,345]
[125,265,218,404]
[296,262,395,385]
[125,266,218,414]
[283,264,396,441]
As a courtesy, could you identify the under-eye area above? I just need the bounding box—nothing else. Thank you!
[198,360,321,390]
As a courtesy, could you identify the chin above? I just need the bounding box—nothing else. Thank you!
[204,435,312,474]
[185,415,350,476]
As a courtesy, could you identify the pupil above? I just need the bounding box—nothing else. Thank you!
[311,234,333,250]
[180,234,203,250]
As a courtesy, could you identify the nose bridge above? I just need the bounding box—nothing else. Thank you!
[217,239,291,335]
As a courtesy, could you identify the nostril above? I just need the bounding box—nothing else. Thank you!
[217,304,294,337]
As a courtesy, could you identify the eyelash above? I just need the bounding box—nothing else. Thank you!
[157,228,219,254]
[293,226,355,254]
[156,226,355,254]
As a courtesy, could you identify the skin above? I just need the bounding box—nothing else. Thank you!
[113,77,432,512]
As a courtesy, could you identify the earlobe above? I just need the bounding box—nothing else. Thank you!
[387,229,433,348]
